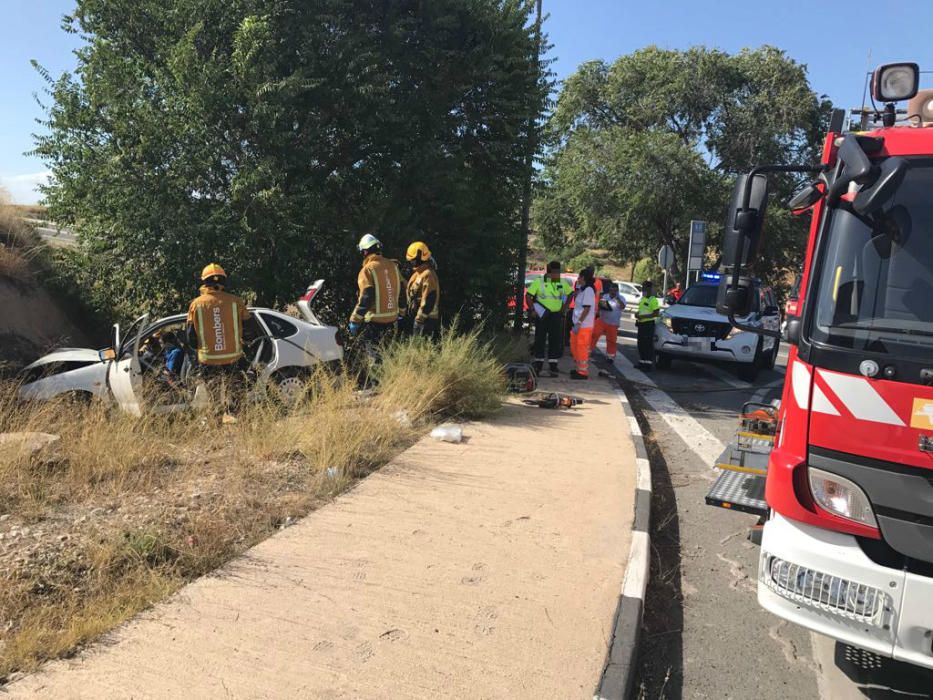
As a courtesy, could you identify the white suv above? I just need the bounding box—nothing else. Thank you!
[653,277,781,381]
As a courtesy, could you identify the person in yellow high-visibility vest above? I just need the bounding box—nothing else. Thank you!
[349,234,404,352]
[635,279,661,370]
[527,261,573,377]
[186,263,257,420]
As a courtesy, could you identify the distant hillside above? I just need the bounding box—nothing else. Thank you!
[0,199,88,373]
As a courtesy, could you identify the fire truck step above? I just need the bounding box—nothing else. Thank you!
[705,468,768,517]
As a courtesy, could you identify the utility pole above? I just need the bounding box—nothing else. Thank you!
[512,0,543,333]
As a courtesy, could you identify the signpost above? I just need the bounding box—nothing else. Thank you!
[686,220,708,287]
[657,244,675,295]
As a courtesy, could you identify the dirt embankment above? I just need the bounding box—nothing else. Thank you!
[0,275,89,373]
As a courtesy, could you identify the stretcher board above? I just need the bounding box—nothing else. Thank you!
[705,468,768,517]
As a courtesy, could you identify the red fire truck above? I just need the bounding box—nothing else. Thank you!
[707,62,933,669]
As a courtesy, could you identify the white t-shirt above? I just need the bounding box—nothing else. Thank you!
[572,287,596,329]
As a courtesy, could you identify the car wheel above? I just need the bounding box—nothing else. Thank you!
[272,368,307,406]
[656,353,672,370]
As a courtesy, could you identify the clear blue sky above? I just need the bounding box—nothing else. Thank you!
[2,0,931,203]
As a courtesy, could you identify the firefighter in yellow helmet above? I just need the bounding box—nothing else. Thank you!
[349,234,404,348]
[405,241,440,337]
[186,263,257,420]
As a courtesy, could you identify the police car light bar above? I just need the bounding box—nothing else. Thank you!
[700,271,722,283]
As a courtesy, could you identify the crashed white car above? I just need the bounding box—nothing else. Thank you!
[19,281,343,414]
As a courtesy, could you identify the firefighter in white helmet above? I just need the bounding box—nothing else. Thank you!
[349,234,404,348]
[405,241,440,337]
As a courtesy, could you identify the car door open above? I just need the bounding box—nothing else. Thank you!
[107,314,148,416]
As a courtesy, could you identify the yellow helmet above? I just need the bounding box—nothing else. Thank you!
[406,241,431,264]
[201,263,227,283]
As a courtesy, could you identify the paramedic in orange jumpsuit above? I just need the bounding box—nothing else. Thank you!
[569,267,597,380]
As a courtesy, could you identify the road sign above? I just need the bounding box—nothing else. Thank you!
[657,244,675,271]
[687,220,708,271]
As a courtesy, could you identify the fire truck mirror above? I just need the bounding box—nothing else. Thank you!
[788,182,824,212]
[784,317,802,345]
[716,275,754,318]
[854,157,909,216]
[828,134,876,204]
[722,173,769,269]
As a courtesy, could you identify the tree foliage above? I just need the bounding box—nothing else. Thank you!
[34,0,548,324]
[535,46,833,284]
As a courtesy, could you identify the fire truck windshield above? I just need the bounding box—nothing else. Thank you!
[810,162,933,359]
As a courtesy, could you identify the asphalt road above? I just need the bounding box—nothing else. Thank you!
[22,218,77,247]
[601,315,933,700]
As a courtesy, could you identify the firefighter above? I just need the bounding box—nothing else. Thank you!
[405,241,440,337]
[569,267,597,380]
[186,263,257,420]
[527,261,572,377]
[349,234,404,350]
[591,283,625,362]
[635,279,661,370]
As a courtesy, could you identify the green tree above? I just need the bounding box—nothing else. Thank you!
[34,0,549,325]
[535,46,832,285]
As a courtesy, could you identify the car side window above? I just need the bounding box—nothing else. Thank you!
[259,313,299,339]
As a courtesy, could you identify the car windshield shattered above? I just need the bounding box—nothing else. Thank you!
[810,162,933,359]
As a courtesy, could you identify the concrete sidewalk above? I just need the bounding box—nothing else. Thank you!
[9,374,635,699]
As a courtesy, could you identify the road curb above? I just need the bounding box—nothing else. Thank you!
[594,380,652,700]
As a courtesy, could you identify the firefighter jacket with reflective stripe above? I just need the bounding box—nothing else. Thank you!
[527,276,572,313]
[351,254,404,324]
[187,286,251,365]
[407,265,440,323]
[636,295,661,324]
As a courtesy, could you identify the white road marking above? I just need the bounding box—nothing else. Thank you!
[611,352,725,466]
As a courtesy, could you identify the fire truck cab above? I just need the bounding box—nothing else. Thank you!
[709,63,933,669]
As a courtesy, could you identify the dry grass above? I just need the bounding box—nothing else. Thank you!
[376,326,507,421]
[0,190,42,286]
[0,330,505,681]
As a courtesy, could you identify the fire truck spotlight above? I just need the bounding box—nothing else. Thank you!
[808,468,878,528]
[763,555,890,622]
[872,62,920,102]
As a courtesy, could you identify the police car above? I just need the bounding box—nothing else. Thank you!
[653,272,781,381]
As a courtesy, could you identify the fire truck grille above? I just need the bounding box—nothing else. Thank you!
[671,318,732,339]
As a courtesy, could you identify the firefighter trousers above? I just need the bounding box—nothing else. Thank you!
[590,319,618,359]
[570,326,593,376]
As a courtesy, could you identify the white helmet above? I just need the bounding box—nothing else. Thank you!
[357,233,382,253]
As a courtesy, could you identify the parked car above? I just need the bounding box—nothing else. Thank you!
[653,273,781,381]
[613,280,642,311]
[18,281,343,414]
